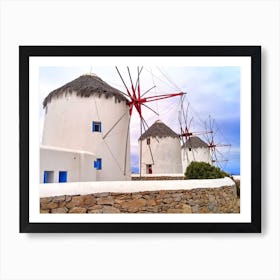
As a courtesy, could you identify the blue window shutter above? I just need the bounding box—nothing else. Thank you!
[99,123,102,132]
[59,171,67,183]
[93,159,102,170]
[98,158,102,170]
[43,171,48,183]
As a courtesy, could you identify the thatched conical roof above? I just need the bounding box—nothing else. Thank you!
[43,74,128,108]
[183,136,209,148]
[139,120,179,140]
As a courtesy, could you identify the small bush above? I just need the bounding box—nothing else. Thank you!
[184,161,229,179]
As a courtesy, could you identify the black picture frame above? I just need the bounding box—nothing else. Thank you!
[19,46,261,233]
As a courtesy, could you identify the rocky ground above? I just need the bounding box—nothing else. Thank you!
[232,177,240,212]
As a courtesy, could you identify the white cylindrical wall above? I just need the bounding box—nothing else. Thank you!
[181,147,212,173]
[139,136,182,175]
[42,93,130,181]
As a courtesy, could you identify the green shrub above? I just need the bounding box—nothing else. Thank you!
[184,161,229,179]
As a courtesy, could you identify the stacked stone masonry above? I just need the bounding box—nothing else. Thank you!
[40,185,239,214]
[131,176,185,181]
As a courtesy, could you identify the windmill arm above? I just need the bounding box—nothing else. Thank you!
[143,92,186,103]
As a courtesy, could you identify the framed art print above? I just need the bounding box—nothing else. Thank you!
[19,46,261,233]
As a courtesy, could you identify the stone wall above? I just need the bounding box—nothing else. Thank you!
[40,185,239,214]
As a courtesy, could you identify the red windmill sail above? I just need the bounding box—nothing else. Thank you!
[115,66,186,177]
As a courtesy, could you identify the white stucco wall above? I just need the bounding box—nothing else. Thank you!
[40,177,236,197]
[139,136,182,175]
[181,146,212,173]
[42,93,131,181]
[40,145,97,183]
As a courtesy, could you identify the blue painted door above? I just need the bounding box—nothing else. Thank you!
[59,171,67,183]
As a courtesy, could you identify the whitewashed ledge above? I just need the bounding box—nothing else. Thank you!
[40,177,236,198]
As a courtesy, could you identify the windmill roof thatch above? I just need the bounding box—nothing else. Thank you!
[183,136,209,148]
[139,120,179,140]
[43,74,128,108]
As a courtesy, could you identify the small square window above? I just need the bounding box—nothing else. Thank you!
[92,121,102,132]
[43,171,54,183]
[94,158,102,170]
[189,148,192,152]
[59,171,67,183]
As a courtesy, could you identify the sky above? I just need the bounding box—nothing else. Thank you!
[39,66,240,175]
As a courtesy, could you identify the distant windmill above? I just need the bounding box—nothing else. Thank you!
[204,115,231,170]
[115,66,186,177]
[178,99,212,162]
